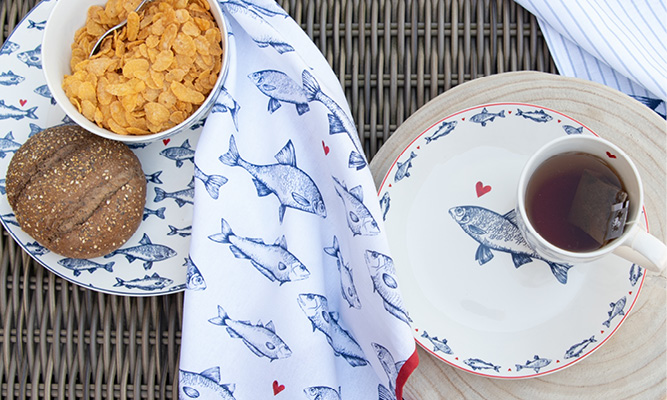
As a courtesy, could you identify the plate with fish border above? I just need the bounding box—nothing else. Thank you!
[0,0,222,296]
[378,102,646,378]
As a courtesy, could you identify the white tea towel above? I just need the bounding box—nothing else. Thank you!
[179,1,419,399]
[515,0,667,118]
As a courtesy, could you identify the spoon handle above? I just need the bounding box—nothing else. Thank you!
[88,0,153,58]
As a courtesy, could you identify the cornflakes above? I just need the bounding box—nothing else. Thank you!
[63,0,223,135]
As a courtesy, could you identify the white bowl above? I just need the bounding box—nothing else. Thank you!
[42,0,229,143]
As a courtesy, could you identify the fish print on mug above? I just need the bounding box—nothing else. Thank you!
[219,135,326,223]
[448,206,573,284]
[208,305,292,361]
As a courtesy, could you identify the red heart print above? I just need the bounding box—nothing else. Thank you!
[272,380,285,395]
[606,151,617,159]
[162,138,171,145]
[19,99,27,106]
[322,140,330,155]
[475,181,492,197]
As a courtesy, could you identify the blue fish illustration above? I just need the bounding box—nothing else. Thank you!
[425,120,457,143]
[379,192,390,221]
[127,142,149,149]
[365,250,412,324]
[220,135,326,222]
[222,3,294,53]
[302,70,367,170]
[470,107,504,126]
[0,179,4,194]
[248,70,309,114]
[1,213,19,226]
[515,355,552,373]
[304,386,341,400]
[167,283,187,292]
[603,296,626,328]
[28,123,43,137]
[189,117,206,130]
[629,264,642,286]
[0,41,19,55]
[0,100,37,120]
[209,218,310,284]
[194,164,227,199]
[25,241,49,255]
[145,171,163,184]
[629,95,666,119]
[332,176,380,236]
[297,293,368,367]
[420,331,453,355]
[184,256,206,291]
[464,358,501,372]
[0,70,25,86]
[27,20,46,30]
[143,207,166,220]
[393,151,417,182]
[563,124,583,135]
[168,225,192,237]
[373,342,404,395]
[0,132,21,158]
[179,367,236,400]
[449,206,573,284]
[324,236,361,309]
[104,233,177,270]
[61,115,75,124]
[154,178,194,207]
[34,84,56,104]
[160,139,194,167]
[209,305,292,361]
[211,88,240,130]
[113,272,174,291]
[57,258,114,277]
[564,335,597,359]
[516,108,552,123]
[16,45,42,69]
[378,384,395,400]
[221,0,288,18]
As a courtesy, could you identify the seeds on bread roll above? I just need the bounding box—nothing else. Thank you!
[5,125,146,259]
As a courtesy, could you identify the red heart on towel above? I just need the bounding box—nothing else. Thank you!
[322,140,330,155]
[475,181,492,197]
[272,380,285,395]
[19,99,27,106]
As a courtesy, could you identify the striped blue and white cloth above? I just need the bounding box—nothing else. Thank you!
[515,0,667,118]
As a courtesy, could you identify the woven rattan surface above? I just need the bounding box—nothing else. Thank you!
[1,0,558,398]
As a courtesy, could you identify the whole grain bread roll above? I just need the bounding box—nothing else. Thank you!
[5,125,146,259]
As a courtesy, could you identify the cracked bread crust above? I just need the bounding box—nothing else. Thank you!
[6,125,146,259]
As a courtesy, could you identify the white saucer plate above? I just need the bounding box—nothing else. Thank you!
[379,103,645,378]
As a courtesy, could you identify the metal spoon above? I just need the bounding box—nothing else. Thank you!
[88,0,153,58]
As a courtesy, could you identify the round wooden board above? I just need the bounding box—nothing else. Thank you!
[370,71,666,399]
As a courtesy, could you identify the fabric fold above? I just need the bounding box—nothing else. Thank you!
[515,0,667,118]
[179,1,418,399]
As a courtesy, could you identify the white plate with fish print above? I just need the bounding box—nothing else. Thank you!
[0,0,230,296]
[378,103,646,378]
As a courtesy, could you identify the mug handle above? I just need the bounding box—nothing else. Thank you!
[613,226,667,273]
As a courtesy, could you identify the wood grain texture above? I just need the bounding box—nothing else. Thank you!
[370,71,667,399]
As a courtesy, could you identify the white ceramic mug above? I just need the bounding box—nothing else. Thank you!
[516,135,666,272]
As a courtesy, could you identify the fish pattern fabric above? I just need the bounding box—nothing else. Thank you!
[514,0,667,119]
[179,1,418,399]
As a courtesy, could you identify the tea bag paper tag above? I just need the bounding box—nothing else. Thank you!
[568,169,628,244]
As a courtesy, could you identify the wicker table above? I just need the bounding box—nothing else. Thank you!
[2,0,664,399]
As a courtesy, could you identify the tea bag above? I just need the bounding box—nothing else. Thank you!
[568,169,629,244]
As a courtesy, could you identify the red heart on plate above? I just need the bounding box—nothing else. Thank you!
[19,99,27,106]
[322,140,330,155]
[162,138,171,145]
[606,151,617,159]
[272,380,285,395]
[475,181,492,197]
